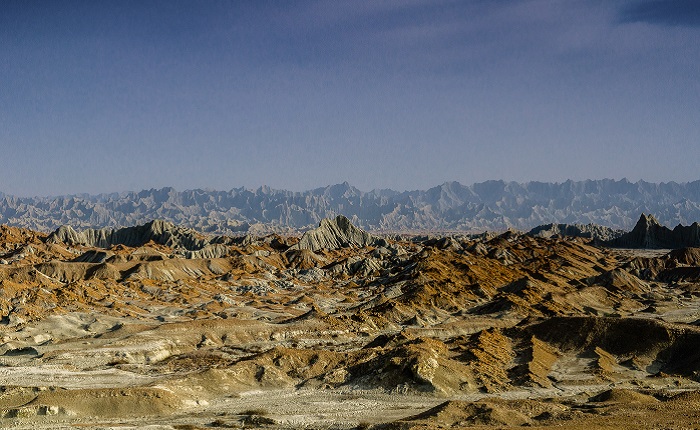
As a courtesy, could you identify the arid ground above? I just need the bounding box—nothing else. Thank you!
[2,218,700,429]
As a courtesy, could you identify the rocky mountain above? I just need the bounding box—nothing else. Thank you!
[292,215,384,252]
[2,179,700,233]
[606,213,700,249]
[46,219,229,251]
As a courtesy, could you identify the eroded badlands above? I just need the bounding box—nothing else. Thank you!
[1,217,700,429]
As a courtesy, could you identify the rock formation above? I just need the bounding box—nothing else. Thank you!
[46,219,226,250]
[291,215,382,252]
[528,223,624,242]
[606,213,700,249]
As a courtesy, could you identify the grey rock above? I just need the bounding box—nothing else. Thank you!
[528,223,624,242]
[183,244,230,259]
[46,219,222,251]
[72,250,113,263]
[291,215,380,252]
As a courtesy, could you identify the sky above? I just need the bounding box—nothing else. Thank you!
[1,0,699,197]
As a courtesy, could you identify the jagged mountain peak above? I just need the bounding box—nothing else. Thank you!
[637,213,662,227]
[606,213,700,249]
[3,180,700,234]
[313,182,362,199]
[292,215,381,252]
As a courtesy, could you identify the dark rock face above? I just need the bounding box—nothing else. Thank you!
[528,223,624,242]
[3,179,700,233]
[606,214,700,249]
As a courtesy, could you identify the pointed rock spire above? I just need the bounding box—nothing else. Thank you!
[606,213,700,249]
[291,215,381,252]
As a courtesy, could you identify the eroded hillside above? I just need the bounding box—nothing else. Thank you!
[2,216,700,428]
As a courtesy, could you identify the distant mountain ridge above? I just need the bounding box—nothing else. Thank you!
[2,179,700,234]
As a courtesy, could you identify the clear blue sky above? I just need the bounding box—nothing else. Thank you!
[1,0,699,196]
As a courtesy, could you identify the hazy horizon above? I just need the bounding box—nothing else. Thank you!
[2,177,700,199]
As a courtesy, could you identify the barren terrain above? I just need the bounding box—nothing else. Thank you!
[2,217,700,429]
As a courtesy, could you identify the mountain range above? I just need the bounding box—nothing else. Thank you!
[2,179,700,234]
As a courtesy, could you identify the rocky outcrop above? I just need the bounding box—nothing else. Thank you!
[528,223,624,242]
[605,214,700,249]
[183,244,230,259]
[291,215,382,252]
[46,220,224,251]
